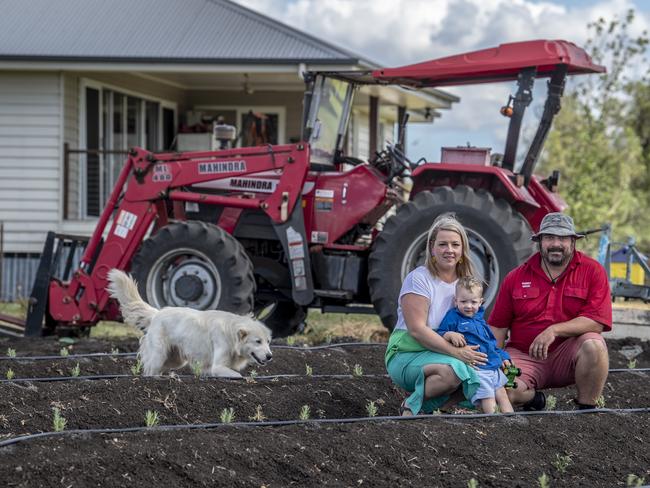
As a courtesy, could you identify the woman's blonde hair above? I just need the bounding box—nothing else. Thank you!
[425,213,476,279]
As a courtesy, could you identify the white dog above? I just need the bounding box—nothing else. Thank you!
[106,269,273,377]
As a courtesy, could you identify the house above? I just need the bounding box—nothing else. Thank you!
[0,0,457,300]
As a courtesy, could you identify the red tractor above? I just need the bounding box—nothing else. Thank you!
[6,40,604,337]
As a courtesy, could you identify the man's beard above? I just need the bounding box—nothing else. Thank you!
[541,246,573,267]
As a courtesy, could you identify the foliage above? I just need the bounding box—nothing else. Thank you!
[545,395,557,411]
[70,363,80,377]
[540,9,650,252]
[627,474,646,487]
[595,395,606,408]
[191,361,202,378]
[537,473,550,488]
[627,358,637,369]
[52,407,67,432]
[249,405,266,422]
[6,368,14,380]
[467,479,479,488]
[305,364,313,376]
[299,405,311,420]
[366,401,378,417]
[130,358,143,376]
[220,407,235,423]
[59,347,70,358]
[144,410,159,428]
[6,348,16,358]
[352,364,364,377]
[552,453,572,474]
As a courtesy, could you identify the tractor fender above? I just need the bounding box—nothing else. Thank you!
[410,163,565,229]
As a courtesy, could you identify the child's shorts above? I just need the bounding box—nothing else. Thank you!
[470,368,507,404]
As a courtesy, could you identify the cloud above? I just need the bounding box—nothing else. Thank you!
[236,0,650,160]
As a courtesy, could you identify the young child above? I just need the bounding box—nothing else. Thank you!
[437,277,514,414]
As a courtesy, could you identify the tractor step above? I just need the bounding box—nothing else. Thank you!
[0,312,26,337]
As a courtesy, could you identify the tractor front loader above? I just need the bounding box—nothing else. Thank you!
[4,39,604,338]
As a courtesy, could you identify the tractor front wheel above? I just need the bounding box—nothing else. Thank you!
[130,221,255,315]
[368,186,533,330]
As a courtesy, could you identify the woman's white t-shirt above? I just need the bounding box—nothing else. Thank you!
[393,266,457,331]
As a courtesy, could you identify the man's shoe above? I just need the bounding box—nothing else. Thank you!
[574,399,596,410]
[522,391,546,411]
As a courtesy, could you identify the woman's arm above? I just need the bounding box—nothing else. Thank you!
[401,294,487,365]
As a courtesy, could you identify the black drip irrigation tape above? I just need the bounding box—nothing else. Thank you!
[0,373,391,384]
[0,342,388,361]
[1,369,648,384]
[2,407,650,449]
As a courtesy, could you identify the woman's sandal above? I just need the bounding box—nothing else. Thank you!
[399,400,413,417]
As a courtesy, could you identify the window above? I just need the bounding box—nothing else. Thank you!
[194,105,286,148]
[81,82,176,218]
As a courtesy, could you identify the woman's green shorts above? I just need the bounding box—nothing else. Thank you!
[386,351,480,414]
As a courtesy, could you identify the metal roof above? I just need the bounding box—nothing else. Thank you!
[0,0,359,64]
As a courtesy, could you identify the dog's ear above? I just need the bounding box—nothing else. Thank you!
[237,329,249,342]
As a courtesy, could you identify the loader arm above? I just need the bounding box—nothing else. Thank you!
[43,144,310,328]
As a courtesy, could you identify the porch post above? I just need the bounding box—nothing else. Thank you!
[397,105,407,148]
[369,96,379,159]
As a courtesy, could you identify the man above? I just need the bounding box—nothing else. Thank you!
[489,212,611,410]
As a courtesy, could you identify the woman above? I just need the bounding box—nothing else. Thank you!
[385,213,488,415]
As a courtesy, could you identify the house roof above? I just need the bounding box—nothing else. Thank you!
[0,0,359,64]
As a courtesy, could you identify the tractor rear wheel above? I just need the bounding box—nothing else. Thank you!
[368,185,533,330]
[130,221,255,315]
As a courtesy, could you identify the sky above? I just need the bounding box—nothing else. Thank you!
[234,0,650,164]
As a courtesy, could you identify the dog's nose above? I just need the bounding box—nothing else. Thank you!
[266,352,273,361]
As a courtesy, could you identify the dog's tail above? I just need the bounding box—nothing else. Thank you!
[106,269,157,331]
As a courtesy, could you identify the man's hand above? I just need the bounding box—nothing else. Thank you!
[529,327,557,360]
[443,331,467,347]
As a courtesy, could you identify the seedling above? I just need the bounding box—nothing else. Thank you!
[467,479,479,488]
[545,395,557,410]
[366,401,378,417]
[6,348,16,358]
[324,333,332,344]
[537,473,550,488]
[249,405,267,422]
[627,359,637,369]
[59,347,70,357]
[305,364,313,376]
[191,361,203,378]
[595,395,606,408]
[286,336,296,346]
[52,407,67,432]
[552,453,572,474]
[220,407,235,423]
[626,474,646,487]
[6,368,15,380]
[144,410,159,427]
[299,405,311,420]
[352,364,363,377]
[110,347,119,355]
[70,363,81,377]
[130,358,143,376]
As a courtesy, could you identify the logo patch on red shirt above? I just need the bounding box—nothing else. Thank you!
[521,281,531,288]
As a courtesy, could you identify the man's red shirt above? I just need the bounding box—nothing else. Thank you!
[489,251,612,354]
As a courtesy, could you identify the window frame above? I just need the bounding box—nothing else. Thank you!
[78,78,177,219]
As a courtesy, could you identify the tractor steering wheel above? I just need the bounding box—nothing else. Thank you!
[386,143,413,172]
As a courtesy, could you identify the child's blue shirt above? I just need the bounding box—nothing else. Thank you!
[437,306,510,370]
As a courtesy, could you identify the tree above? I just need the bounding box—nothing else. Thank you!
[539,9,650,253]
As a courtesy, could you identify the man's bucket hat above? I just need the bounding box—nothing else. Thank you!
[531,212,584,241]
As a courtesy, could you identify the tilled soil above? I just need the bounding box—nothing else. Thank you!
[0,335,648,487]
